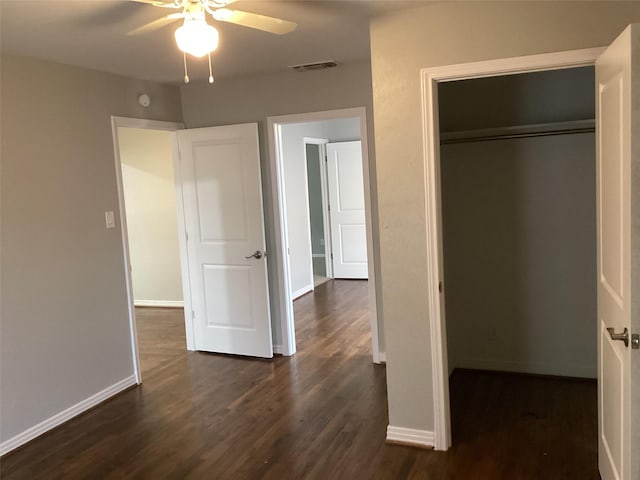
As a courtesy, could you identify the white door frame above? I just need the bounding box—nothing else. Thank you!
[303,137,333,280]
[111,116,186,384]
[267,107,381,363]
[421,47,605,450]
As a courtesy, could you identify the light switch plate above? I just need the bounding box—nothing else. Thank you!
[105,211,115,229]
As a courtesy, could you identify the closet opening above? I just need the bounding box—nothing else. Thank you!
[438,66,598,465]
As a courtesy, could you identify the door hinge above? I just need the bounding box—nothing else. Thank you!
[330,253,333,260]
[328,204,331,212]
[192,309,195,319]
[185,231,189,241]
[632,333,639,349]
[439,281,443,293]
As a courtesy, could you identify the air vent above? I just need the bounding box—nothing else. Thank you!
[289,60,339,72]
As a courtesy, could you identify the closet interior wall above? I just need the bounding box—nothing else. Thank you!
[439,67,598,378]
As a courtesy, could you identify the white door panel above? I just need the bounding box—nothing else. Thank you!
[596,24,639,480]
[339,224,368,263]
[177,123,272,358]
[327,141,368,279]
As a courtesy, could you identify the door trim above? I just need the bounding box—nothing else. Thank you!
[420,47,605,451]
[111,116,185,384]
[303,137,333,280]
[267,107,381,363]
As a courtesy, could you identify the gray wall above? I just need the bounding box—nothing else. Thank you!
[369,1,640,434]
[439,66,595,131]
[442,134,597,378]
[180,61,383,352]
[281,121,327,296]
[0,54,183,443]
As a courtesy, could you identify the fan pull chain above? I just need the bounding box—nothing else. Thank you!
[183,52,190,84]
[208,52,214,84]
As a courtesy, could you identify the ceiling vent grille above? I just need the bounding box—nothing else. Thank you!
[289,60,338,72]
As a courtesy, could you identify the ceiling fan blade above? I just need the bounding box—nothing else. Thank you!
[128,12,184,35]
[129,0,181,8]
[211,9,297,35]
[205,0,238,6]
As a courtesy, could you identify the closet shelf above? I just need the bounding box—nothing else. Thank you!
[440,119,595,145]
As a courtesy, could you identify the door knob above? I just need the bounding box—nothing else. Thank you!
[607,327,629,347]
[245,250,263,260]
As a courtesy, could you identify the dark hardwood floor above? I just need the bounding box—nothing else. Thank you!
[1,280,597,479]
[447,370,597,479]
[135,306,187,376]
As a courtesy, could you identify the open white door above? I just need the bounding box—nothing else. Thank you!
[177,123,273,358]
[596,24,640,480]
[326,141,368,279]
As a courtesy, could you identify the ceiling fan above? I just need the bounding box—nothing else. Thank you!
[130,0,297,37]
[129,0,298,83]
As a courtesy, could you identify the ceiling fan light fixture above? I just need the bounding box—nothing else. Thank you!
[174,18,219,58]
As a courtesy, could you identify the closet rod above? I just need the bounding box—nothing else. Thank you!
[440,119,595,145]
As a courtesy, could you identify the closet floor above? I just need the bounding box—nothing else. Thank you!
[445,368,598,479]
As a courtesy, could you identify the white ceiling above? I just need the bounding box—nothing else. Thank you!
[0,0,424,84]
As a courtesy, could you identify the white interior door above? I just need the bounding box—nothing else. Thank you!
[596,24,640,480]
[326,141,368,279]
[177,123,273,358]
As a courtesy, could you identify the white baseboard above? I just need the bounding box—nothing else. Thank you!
[0,375,137,456]
[291,285,313,300]
[378,351,386,363]
[386,425,435,449]
[311,254,326,258]
[273,344,283,355]
[134,300,184,308]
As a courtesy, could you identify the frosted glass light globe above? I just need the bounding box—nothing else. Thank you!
[175,19,219,58]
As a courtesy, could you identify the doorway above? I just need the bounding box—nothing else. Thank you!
[437,66,598,467]
[115,111,380,373]
[420,47,605,450]
[111,117,186,382]
[304,140,332,287]
[279,118,368,301]
[267,107,381,362]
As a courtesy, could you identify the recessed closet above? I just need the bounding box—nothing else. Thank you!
[439,67,597,379]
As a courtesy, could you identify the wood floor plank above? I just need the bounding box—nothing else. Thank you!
[1,280,597,479]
